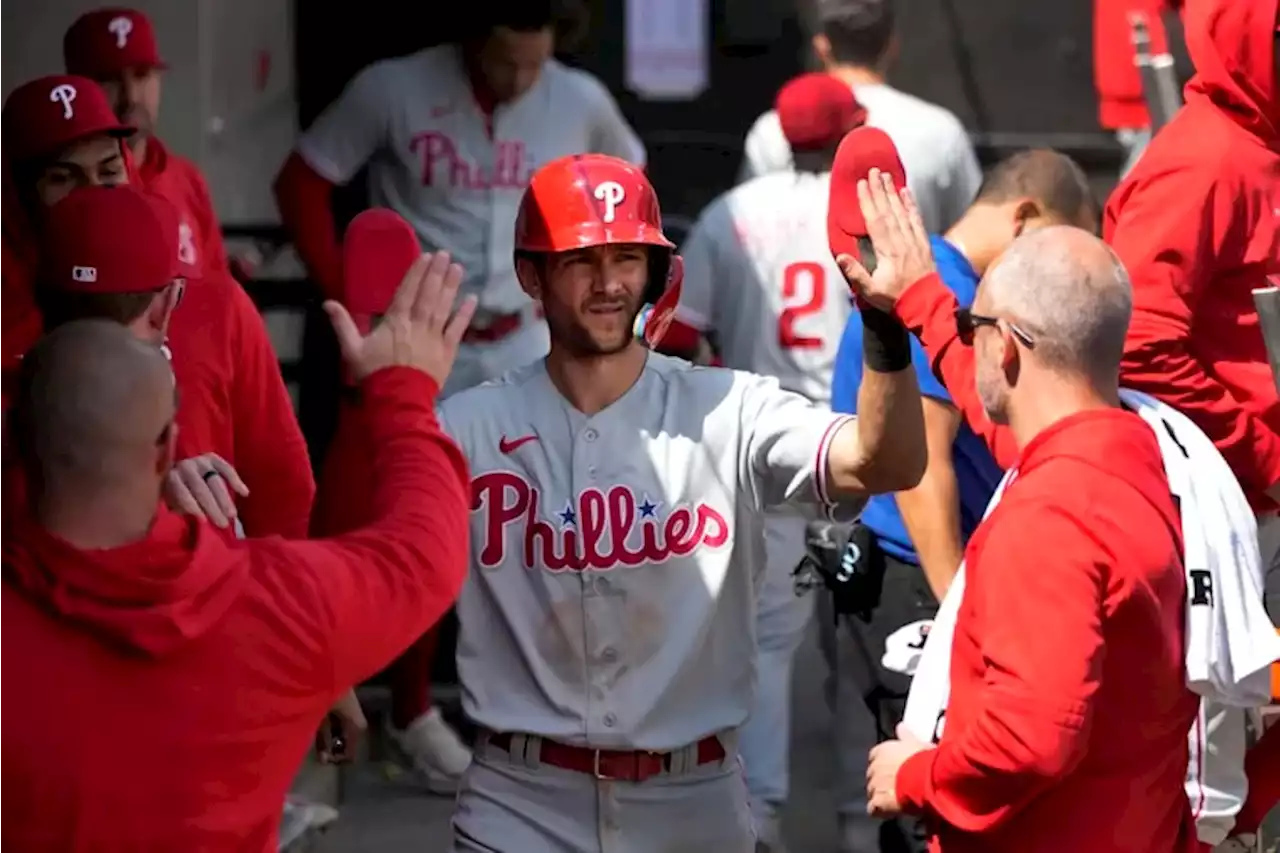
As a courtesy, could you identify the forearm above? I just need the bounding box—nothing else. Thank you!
[828,362,926,496]
[324,367,471,685]
[274,151,345,300]
[896,710,1091,831]
[896,471,964,600]
[893,274,1021,468]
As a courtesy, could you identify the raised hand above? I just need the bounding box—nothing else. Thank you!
[835,169,937,312]
[324,251,478,386]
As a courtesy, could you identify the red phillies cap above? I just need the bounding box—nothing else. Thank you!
[775,73,868,152]
[64,8,167,79]
[342,208,421,318]
[39,185,181,295]
[2,75,133,164]
[827,126,908,255]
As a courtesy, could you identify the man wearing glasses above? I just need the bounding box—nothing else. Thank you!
[824,149,1097,853]
[845,168,1196,853]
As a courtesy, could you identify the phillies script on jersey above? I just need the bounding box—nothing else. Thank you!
[410,134,536,189]
[472,473,731,572]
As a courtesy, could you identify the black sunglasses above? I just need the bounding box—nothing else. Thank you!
[955,308,1036,349]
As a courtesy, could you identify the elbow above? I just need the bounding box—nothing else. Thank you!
[842,438,927,496]
[879,450,928,495]
[1002,719,1091,786]
[872,420,929,494]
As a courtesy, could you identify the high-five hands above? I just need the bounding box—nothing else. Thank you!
[835,169,937,312]
[324,251,478,386]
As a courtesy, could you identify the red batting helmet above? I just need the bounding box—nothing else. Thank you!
[514,153,682,347]
[514,153,675,254]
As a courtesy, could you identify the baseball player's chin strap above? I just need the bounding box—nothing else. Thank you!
[637,255,684,349]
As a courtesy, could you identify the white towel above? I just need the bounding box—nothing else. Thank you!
[1120,390,1280,705]
[898,392,1280,843]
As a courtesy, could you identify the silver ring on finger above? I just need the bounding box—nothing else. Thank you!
[201,469,221,484]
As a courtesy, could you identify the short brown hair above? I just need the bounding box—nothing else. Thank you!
[976,149,1097,226]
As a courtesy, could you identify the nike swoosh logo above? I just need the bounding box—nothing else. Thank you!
[499,434,538,454]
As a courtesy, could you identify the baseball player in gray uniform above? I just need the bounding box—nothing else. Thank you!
[437,152,929,853]
[676,72,864,852]
[277,1,645,396]
[740,0,981,234]
[276,1,645,785]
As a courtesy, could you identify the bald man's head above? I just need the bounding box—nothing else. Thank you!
[14,319,177,498]
[977,225,1132,381]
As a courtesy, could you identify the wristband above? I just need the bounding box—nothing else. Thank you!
[861,306,911,372]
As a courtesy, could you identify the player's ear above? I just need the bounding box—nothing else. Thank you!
[515,255,543,301]
[1011,198,1042,239]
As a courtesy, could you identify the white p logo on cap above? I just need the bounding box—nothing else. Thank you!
[177,222,197,266]
[72,265,98,283]
[593,181,626,224]
[50,84,78,120]
[108,16,133,49]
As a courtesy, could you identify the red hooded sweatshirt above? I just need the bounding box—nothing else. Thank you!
[1,151,315,537]
[1104,0,1280,509]
[137,136,230,278]
[165,268,317,538]
[1,367,469,852]
[887,273,1200,853]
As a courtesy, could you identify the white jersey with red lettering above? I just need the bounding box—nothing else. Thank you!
[678,171,852,406]
[296,44,645,317]
[739,82,981,234]
[437,353,858,749]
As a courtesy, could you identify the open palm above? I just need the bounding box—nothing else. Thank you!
[835,169,937,312]
[325,251,478,386]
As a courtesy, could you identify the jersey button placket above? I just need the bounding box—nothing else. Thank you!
[572,423,600,736]
[578,421,616,739]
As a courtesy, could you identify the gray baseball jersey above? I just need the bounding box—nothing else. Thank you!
[438,354,858,750]
[739,82,982,234]
[678,171,852,406]
[297,45,646,316]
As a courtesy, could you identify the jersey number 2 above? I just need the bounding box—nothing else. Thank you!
[779,262,826,350]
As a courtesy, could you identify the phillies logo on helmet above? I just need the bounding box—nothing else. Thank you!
[472,471,730,572]
[49,84,78,120]
[592,181,626,224]
[108,15,134,48]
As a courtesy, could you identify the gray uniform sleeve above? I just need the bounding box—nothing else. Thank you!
[737,373,860,521]
[296,62,390,185]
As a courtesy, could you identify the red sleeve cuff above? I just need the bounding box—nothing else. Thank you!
[361,367,441,409]
[896,747,936,814]
[892,273,959,341]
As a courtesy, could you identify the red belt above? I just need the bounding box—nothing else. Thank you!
[484,732,726,783]
[462,306,544,344]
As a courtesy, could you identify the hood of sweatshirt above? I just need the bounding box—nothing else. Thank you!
[3,505,249,656]
[1183,0,1279,145]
